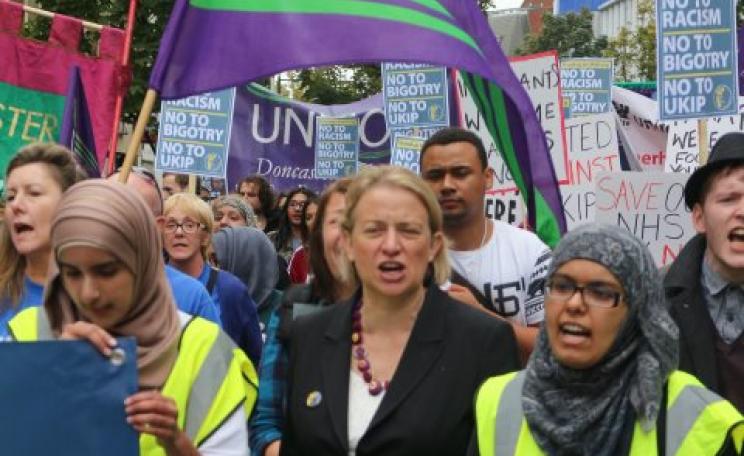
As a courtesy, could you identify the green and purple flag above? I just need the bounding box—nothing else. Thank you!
[60,67,100,178]
[149,0,566,245]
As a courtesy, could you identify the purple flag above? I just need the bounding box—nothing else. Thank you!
[60,66,100,178]
[149,0,566,241]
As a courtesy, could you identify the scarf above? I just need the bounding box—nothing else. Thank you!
[45,180,180,389]
[522,223,679,455]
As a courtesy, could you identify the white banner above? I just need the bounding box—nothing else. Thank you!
[612,86,668,172]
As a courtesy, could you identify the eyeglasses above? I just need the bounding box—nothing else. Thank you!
[545,277,624,308]
[288,201,307,209]
[163,220,204,234]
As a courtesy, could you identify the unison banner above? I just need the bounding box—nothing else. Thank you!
[0,2,127,185]
[225,84,394,193]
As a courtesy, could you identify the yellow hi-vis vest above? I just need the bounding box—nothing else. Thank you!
[8,307,258,456]
[475,370,744,456]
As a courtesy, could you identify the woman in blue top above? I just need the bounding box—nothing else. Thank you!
[162,192,263,366]
[0,143,80,336]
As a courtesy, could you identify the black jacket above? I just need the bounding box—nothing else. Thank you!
[663,234,722,392]
[280,286,520,456]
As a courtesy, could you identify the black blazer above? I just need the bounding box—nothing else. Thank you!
[280,286,520,456]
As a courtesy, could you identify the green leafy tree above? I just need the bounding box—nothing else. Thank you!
[604,0,656,81]
[517,8,608,57]
[296,65,381,105]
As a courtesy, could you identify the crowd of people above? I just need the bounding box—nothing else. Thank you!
[1,127,744,455]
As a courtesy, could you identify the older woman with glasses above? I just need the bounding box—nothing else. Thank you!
[281,166,519,455]
[162,193,263,366]
[473,224,744,456]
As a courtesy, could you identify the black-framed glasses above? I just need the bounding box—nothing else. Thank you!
[163,220,204,234]
[288,201,307,210]
[545,277,624,308]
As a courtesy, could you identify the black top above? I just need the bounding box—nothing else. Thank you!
[280,286,520,456]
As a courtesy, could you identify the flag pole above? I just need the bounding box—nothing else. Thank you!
[118,88,158,183]
[107,0,138,176]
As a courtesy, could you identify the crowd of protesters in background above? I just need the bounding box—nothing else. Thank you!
[2,129,744,455]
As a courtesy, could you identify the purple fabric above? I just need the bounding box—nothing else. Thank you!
[59,66,100,178]
[149,0,563,226]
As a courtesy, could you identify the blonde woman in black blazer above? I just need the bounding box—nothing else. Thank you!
[280,166,519,456]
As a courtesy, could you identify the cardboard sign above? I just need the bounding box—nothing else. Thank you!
[156,88,236,178]
[314,116,359,179]
[509,51,570,183]
[560,58,614,117]
[390,135,424,174]
[657,0,739,120]
[595,171,694,266]
[485,190,526,226]
[382,63,449,130]
[664,97,744,172]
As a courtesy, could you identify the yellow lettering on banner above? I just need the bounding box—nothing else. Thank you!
[8,106,25,137]
[41,113,57,142]
[21,111,43,142]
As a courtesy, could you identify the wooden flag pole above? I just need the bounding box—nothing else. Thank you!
[188,175,197,194]
[118,89,158,183]
[106,0,138,176]
[698,119,710,165]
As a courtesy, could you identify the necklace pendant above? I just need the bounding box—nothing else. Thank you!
[368,380,383,396]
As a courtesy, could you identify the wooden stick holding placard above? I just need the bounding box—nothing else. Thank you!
[118,89,159,183]
[698,119,709,165]
[188,175,197,194]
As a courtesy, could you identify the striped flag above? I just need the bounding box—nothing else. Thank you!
[149,0,566,244]
[59,66,100,178]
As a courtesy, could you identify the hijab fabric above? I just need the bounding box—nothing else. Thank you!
[212,226,278,309]
[522,224,679,456]
[45,180,180,389]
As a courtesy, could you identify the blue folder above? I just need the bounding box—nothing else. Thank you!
[0,338,139,455]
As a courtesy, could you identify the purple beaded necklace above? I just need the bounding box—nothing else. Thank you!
[351,300,389,396]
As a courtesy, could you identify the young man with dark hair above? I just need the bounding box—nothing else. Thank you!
[239,175,276,231]
[420,127,551,362]
[665,131,744,412]
[162,172,189,199]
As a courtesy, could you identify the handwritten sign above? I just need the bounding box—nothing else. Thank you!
[509,51,569,183]
[156,88,235,178]
[390,135,424,174]
[560,112,621,231]
[664,97,744,172]
[382,63,449,130]
[595,171,694,266]
[657,0,739,120]
[314,116,359,179]
[560,58,614,118]
[485,190,526,226]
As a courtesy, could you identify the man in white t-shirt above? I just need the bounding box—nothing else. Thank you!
[420,127,551,362]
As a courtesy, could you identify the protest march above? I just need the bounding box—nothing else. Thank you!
[2,0,744,454]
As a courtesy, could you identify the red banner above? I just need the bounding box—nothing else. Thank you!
[0,1,129,168]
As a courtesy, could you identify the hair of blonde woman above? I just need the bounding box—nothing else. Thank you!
[163,192,214,260]
[339,165,450,286]
[0,143,80,306]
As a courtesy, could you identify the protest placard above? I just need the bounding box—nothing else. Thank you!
[314,116,360,179]
[612,86,669,171]
[657,0,739,120]
[560,58,614,117]
[595,171,694,266]
[559,112,621,231]
[454,71,517,191]
[156,88,235,178]
[382,63,449,131]
[509,51,569,183]
[665,97,744,172]
[390,135,424,174]
[485,190,526,226]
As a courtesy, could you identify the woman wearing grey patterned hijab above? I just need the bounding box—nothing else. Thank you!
[473,223,744,456]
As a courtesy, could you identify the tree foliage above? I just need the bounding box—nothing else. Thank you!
[295,65,381,105]
[516,8,608,57]
[603,0,656,81]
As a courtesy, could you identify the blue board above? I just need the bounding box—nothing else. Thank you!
[0,338,139,455]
